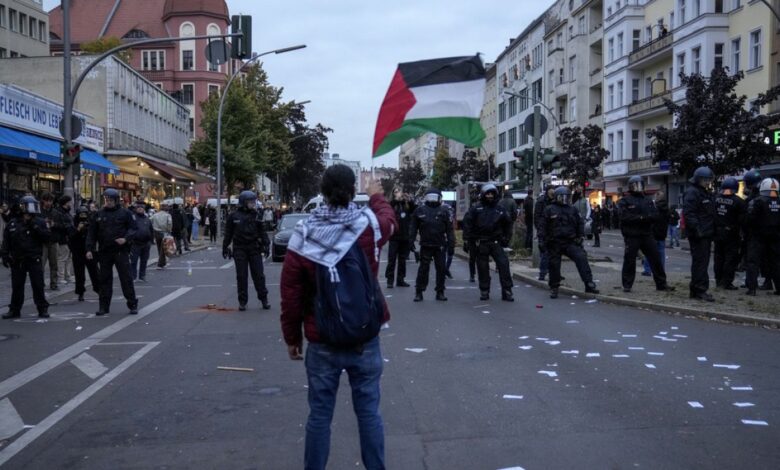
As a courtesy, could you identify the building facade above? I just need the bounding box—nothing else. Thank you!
[323,153,362,192]
[480,62,499,160]
[0,0,48,58]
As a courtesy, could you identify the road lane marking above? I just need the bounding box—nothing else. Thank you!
[0,398,25,441]
[0,287,191,399]
[219,261,234,269]
[0,342,160,466]
[70,353,108,380]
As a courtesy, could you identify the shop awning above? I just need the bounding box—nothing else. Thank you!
[0,126,120,175]
[142,159,212,184]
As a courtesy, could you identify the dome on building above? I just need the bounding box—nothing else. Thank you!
[162,0,229,21]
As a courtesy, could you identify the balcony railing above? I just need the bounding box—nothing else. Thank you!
[628,90,671,116]
[629,32,673,65]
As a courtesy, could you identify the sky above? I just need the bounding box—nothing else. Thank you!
[42,0,553,169]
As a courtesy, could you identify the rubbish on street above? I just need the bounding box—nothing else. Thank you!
[566,320,580,324]
[713,364,741,370]
[404,348,427,353]
[535,337,549,341]
[671,326,679,330]
[628,347,645,350]
[622,334,637,338]
[741,419,768,426]
[697,357,707,362]
[585,299,598,304]
[647,352,665,356]
[75,326,82,331]
[535,305,543,309]
[538,370,558,377]
[603,339,619,343]
[731,386,753,391]
[561,350,579,355]
[586,353,600,358]
[518,336,530,339]
[734,402,755,408]
[688,401,704,408]
[519,346,533,350]
[217,366,254,373]
[645,364,656,369]
[673,334,688,338]
[502,395,524,400]
[613,354,630,358]
[545,340,561,346]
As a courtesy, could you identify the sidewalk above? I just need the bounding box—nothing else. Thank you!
[0,241,213,315]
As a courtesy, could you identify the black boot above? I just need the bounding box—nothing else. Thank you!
[690,292,715,302]
[656,284,676,292]
[585,283,599,294]
[261,298,271,310]
[128,302,139,315]
[95,310,108,316]
[239,303,247,311]
[413,291,423,302]
[435,292,447,301]
[77,294,85,302]
[746,289,757,296]
[469,276,475,283]
[2,311,20,320]
[397,281,410,287]
[480,291,489,301]
[38,308,50,319]
[386,281,394,289]
[501,290,514,302]
[550,288,559,299]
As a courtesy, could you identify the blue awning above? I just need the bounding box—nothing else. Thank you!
[0,126,119,175]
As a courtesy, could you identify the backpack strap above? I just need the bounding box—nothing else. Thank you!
[362,208,381,262]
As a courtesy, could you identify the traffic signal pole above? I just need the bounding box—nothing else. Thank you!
[532,105,541,268]
[62,0,75,207]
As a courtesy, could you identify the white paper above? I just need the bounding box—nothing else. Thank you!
[688,401,704,408]
[535,337,549,341]
[713,364,741,370]
[519,345,533,350]
[404,348,427,353]
[566,320,580,324]
[502,395,524,400]
[647,352,665,356]
[697,357,707,362]
[497,467,526,470]
[673,334,688,338]
[586,353,600,358]
[622,334,637,338]
[482,311,491,314]
[545,340,561,346]
[603,339,619,343]
[519,336,530,340]
[538,370,558,377]
[741,419,768,426]
[561,350,579,355]
[645,364,656,369]
[731,386,753,391]
[733,402,755,408]
[75,326,83,331]
[628,347,645,350]
[671,326,679,330]
[585,299,598,304]
[613,354,630,358]
[659,331,668,335]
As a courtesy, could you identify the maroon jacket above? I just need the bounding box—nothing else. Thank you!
[280,194,397,346]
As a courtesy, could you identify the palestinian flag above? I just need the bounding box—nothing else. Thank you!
[372,55,486,157]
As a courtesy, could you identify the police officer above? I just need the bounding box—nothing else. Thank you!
[745,178,780,296]
[540,186,600,299]
[410,188,454,302]
[87,188,139,316]
[534,185,556,281]
[463,184,514,301]
[223,190,271,311]
[713,177,746,290]
[1,196,51,319]
[683,166,716,301]
[69,205,100,301]
[617,176,674,293]
[385,189,414,289]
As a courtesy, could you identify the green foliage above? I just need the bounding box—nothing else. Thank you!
[558,125,609,187]
[81,36,132,63]
[396,156,427,196]
[430,146,460,189]
[459,150,498,183]
[649,68,780,178]
[278,104,332,202]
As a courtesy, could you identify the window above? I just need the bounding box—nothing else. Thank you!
[508,96,517,117]
[731,37,741,73]
[608,133,615,160]
[569,55,576,81]
[0,5,5,29]
[18,13,26,35]
[182,50,194,71]
[608,84,615,110]
[38,21,46,42]
[568,25,574,40]
[570,97,577,122]
[608,38,615,62]
[0,48,5,58]
[28,16,35,38]
[692,47,701,74]
[189,118,195,139]
[677,53,686,84]
[547,39,554,53]
[750,30,762,69]
[499,132,507,153]
[646,26,652,43]
[714,43,724,70]
[679,0,686,24]
[142,50,165,70]
[532,79,543,103]
[607,7,613,17]
[558,102,566,123]
[499,102,507,122]
[617,33,624,57]
[632,129,640,159]
[508,127,517,149]
[181,84,194,105]
[559,67,564,84]
[715,0,723,13]
[9,9,17,32]
[519,88,529,111]
[617,131,624,160]
[632,79,640,102]
[617,81,624,106]
[556,32,563,47]
[579,16,586,35]
[10,51,18,58]
[693,0,700,17]
[645,77,652,97]
[670,12,675,29]
[733,0,741,9]
[532,44,543,68]
[549,70,555,91]
[519,124,528,145]
[632,30,641,51]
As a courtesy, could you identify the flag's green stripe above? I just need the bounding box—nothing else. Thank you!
[373,117,485,158]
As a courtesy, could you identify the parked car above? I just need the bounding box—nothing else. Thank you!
[271,213,310,262]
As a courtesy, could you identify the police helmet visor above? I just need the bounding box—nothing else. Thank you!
[556,193,571,205]
[629,181,645,193]
[424,193,441,203]
[21,200,40,214]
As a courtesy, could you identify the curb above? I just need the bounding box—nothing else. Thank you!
[0,243,211,315]
[454,252,780,329]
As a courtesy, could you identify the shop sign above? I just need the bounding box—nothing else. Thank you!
[0,84,104,151]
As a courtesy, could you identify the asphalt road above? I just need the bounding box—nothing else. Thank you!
[587,230,703,276]
[0,245,779,469]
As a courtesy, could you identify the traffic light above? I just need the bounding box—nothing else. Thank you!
[512,148,535,186]
[231,15,252,59]
[540,148,562,173]
[61,142,81,166]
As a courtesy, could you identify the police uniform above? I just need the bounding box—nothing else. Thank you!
[683,168,716,300]
[713,191,746,289]
[87,193,139,315]
[223,197,270,310]
[1,207,51,318]
[533,190,554,280]
[385,198,414,288]
[617,193,669,291]
[745,180,780,295]
[410,190,454,301]
[69,208,101,300]
[462,186,514,301]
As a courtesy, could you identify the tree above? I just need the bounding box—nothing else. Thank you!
[397,156,426,195]
[459,150,499,183]
[649,67,780,178]
[81,36,132,63]
[430,146,460,189]
[558,125,609,187]
[278,103,331,202]
[378,168,399,198]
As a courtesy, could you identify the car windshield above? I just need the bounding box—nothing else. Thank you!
[279,214,309,230]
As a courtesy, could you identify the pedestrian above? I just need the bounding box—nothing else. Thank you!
[540,186,600,299]
[170,203,185,255]
[667,205,681,248]
[410,188,455,302]
[222,191,271,311]
[280,167,395,470]
[184,204,194,244]
[534,185,556,281]
[69,205,101,301]
[191,202,201,241]
[208,207,217,243]
[745,178,780,296]
[713,177,746,290]
[523,194,534,250]
[39,193,60,290]
[262,205,275,231]
[86,189,139,316]
[462,183,514,301]
[591,204,603,247]
[130,202,154,282]
[641,191,670,276]
[683,166,717,302]
[150,204,172,269]
[385,188,414,289]
[498,190,518,224]
[1,196,51,319]
[618,178,674,292]
[53,195,74,285]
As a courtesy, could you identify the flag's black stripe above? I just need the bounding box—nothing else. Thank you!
[398,55,485,88]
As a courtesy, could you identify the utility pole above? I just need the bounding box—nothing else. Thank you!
[62,0,75,208]
[532,105,542,268]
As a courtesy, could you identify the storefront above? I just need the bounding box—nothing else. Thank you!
[108,155,211,208]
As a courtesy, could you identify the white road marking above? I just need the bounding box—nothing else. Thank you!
[502,395,524,400]
[219,261,235,269]
[0,342,160,466]
[70,353,108,380]
[688,401,704,408]
[0,287,190,399]
[0,398,25,441]
[734,402,755,408]
[741,419,768,426]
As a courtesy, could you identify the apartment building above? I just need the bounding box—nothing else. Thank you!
[480,62,499,159]
[0,0,49,58]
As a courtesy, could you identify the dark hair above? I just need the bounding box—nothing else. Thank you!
[41,192,54,202]
[321,165,355,208]
[58,195,72,206]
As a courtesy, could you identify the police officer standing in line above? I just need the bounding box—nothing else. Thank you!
[410,188,454,302]
[1,196,51,319]
[683,166,717,302]
[713,177,746,290]
[86,189,139,316]
[617,176,675,293]
[462,184,514,301]
[385,189,414,289]
[745,178,780,295]
[69,205,101,301]
[540,186,600,299]
[223,190,271,311]
[534,185,556,281]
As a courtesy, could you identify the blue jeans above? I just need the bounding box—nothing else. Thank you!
[643,240,666,273]
[192,222,199,240]
[668,225,680,246]
[130,243,151,280]
[304,336,385,470]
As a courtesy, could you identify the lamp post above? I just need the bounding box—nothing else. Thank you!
[216,44,306,239]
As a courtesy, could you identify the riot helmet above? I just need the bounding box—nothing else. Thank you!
[627,176,645,194]
[743,169,762,196]
[720,177,739,195]
[759,178,780,198]
[103,188,120,208]
[480,183,499,205]
[689,166,715,189]
[19,195,40,215]
[238,190,258,209]
[424,188,442,207]
[76,205,90,222]
[554,186,572,206]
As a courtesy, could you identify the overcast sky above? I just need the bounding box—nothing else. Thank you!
[43,0,552,169]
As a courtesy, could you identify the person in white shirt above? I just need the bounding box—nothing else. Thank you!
[192,203,202,240]
[150,205,173,268]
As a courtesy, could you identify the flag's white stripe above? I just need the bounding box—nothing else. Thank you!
[406,79,485,120]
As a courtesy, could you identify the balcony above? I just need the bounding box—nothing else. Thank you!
[628,90,671,117]
[629,33,673,67]
[138,69,175,83]
[589,67,602,88]
[589,23,603,46]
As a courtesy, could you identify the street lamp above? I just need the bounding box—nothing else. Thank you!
[216,44,306,239]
